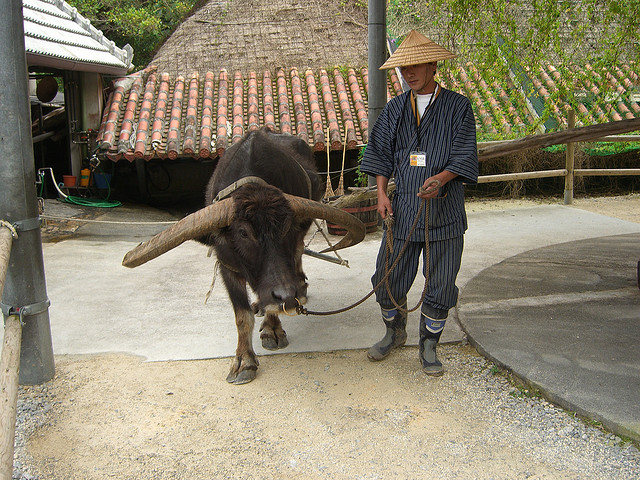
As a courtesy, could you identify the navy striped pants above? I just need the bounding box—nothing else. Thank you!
[371,231,464,319]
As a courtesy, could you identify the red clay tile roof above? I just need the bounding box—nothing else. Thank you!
[98,65,402,161]
[97,62,640,162]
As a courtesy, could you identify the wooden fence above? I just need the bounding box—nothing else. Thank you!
[0,221,20,480]
[476,115,640,204]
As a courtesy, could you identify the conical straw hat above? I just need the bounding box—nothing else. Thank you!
[380,30,457,69]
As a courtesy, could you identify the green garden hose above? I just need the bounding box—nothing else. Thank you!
[61,196,121,208]
[38,168,122,208]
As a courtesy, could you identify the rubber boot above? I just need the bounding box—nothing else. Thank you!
[419,316,445,376]
[367,305,407,361]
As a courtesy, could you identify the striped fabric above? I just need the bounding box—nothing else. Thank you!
[360,87,479,242]
[372,233,464,315]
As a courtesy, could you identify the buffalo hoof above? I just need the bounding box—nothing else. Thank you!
[226,366,257,385]
[226,355,259,384]
[260,328,289,350]
[252,301,265,317]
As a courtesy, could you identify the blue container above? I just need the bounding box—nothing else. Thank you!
[94,173,112,189]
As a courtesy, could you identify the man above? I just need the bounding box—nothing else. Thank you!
[359,30,478,376]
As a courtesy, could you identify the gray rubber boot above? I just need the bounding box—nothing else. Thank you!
[367,306,407,362]
[419,319,444,376]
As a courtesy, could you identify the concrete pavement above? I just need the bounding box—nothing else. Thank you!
[458,232,640,443]
[9,198,640,442]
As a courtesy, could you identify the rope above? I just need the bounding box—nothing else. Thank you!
[41,215,177,226]
[298,179,441,316]
[384,180,441,315]
[0,220,18,239]
[335,126,348,196]
[323,127,335,199]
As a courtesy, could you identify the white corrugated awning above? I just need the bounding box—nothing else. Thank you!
[23,0,133,74]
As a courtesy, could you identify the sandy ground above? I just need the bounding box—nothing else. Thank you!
[16,194,640,480]
[466,193,640,224]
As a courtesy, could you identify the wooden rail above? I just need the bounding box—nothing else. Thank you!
[476,115,640,204]
[477,169,568,184]
[478,117,640,161]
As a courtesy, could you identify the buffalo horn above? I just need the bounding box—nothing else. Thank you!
[122,193,366,269]
[122,199,235,268]
[284,194,366,252]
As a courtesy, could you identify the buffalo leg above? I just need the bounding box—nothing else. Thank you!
[259,313,289,350]
[221,268,259,385]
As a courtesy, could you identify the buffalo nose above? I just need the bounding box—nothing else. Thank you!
[272,285,297,307]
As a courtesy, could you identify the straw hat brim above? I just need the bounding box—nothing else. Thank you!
[380,30,457,69]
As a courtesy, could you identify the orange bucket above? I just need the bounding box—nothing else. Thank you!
[62,175,77,187]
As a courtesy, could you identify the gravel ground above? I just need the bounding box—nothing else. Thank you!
[11,345,640,480]
[9,193,640,479]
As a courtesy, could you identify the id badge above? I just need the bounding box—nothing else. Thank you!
[410,151,427,167]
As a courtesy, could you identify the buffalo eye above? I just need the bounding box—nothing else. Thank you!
[232,223,255,244]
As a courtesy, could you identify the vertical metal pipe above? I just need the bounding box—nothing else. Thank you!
[65,70,83,176]
[367,0,388,187]
[0,0,55,385]
[368,0,387,130]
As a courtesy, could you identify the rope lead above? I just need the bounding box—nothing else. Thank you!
[302,178,443,316]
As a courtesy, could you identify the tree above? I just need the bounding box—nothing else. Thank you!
[67,0,196,70]
[388,0,639,66]
[387,0,640,134]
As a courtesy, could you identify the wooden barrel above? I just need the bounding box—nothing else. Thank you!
[328,196,378,235]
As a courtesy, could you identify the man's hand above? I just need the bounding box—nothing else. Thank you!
[377,193,393,219]
[418,178,442,199]
[417,171,458,200]
[376,175,393,219]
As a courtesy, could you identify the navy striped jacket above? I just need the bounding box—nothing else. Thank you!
[360,87,479,241]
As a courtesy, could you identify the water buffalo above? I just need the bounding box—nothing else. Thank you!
[123,127,365,384]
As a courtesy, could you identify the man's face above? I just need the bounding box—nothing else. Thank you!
[399,62,437,94]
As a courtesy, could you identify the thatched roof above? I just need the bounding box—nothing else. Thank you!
[149,0,368,77]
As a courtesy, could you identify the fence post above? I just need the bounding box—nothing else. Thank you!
[0,224,20,480]
[0,225,14,303]
[0,315,22,480]
[564,109,576,204]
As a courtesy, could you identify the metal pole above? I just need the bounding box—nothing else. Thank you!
[368,0,387,187]
[0,0,55,385]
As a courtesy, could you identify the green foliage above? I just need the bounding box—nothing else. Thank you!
[67,0,195,70]
[508,385,541,399]
[584,141,640,156]
[386,0,640,134]
[355,145,368,187]
[339,0,368,8]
